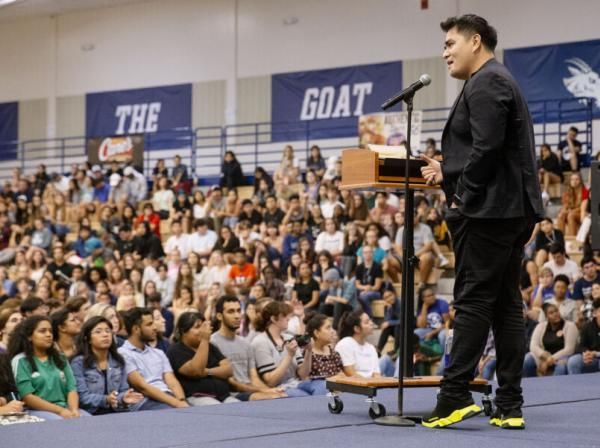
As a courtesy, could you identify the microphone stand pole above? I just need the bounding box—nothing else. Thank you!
[374,93,418,427]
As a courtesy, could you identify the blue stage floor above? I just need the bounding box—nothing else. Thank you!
[3,373,600,448]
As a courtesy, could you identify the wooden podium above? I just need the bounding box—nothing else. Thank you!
[339,148,438,191]
[326,148,493,424]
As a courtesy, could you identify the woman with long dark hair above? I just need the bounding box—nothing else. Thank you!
[254,167,274,195]
[8,316,89,419]
[299,314,344,395]
[220,150,245,190]
[0,353,24,415]
[70,316,143,414]
[335,310,380,378]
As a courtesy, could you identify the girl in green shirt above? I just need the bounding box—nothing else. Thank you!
[8,315,90,420]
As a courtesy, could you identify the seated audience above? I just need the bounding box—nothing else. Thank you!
[355,245,383,317]
[299,313,344,395]
[167,311,239,405]
[211,295,285,400]
[118,308,188,410]
[0,308,22,353]
[71,316,143,414]
[538,275,578,324]
[556,172,588,237]
[524,303,578,377]
[567,301,600,375]
[251,301,313,396]
[543,243,581,283]
[292,261,320,311]
[9,316,90,419]
[335,310,380,378]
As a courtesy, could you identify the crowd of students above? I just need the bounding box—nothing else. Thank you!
[0,137,598,423]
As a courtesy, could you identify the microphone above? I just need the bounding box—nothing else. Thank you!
[381,74,431,110]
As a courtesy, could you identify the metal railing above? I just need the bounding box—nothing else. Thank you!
[6,97,595,185]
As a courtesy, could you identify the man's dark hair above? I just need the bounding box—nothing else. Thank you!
[241,199,252,206]
[146,292,162,304]
[20,297,44,315]
[549,242,566,255]
[215,295,240,315]
[569,126,579,134]
[440,14,498,52]
[50,308,73,339]
[581,257,596,268]
[122,307,153,336]
[194,218,208,229]
[554,274,570,287]
[288,194,300,202]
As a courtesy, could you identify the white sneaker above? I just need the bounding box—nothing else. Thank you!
[541,191,550,206]
[439,254,450,268]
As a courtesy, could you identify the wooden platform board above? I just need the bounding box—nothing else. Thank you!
[326,375,488,388]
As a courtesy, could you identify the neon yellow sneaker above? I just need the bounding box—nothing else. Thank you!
[422,402,483,428]
[489,409,525,430]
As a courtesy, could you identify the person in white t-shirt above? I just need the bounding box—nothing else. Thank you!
[188,219,218,260]
[314,218,344,258]
[335,310,380,378]
[543,243,582,283]
[164,220,191,260]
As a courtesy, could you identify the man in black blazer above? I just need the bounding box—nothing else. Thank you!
[420,15,543,430]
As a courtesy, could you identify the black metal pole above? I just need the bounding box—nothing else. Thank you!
[374,94,417,427]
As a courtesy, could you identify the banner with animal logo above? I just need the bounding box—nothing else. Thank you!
[504,39,600,121]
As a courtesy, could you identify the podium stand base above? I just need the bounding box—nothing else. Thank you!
[373,415,419,427]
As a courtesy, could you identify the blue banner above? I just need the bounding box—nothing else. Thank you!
[271,61,402,141]
[86,84,192,149]
[504,39,600,122]
[0,102,18,161]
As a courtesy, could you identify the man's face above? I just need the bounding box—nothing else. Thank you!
[582,262,596,278]
[552,252,566,265]
[219,301,242,331]
[235,252,246,266]
[138,315,157,343]
[443,27,477,80]
[567,129,577,140]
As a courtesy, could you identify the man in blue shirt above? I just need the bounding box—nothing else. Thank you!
[118,308,188,411]
[93,177,110,203]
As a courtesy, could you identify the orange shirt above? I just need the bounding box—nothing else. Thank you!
[228,263,257,286]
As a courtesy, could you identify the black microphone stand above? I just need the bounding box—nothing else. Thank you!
[373,92,419,427]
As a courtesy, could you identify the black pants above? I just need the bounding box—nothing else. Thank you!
[440,210,534,411]
[377,325,399,353]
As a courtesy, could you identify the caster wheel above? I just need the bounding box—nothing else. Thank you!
[368,403,386,419]
[328,396,344,414]
[482,399,494,416]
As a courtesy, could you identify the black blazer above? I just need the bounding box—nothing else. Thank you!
[441,58,544,220]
